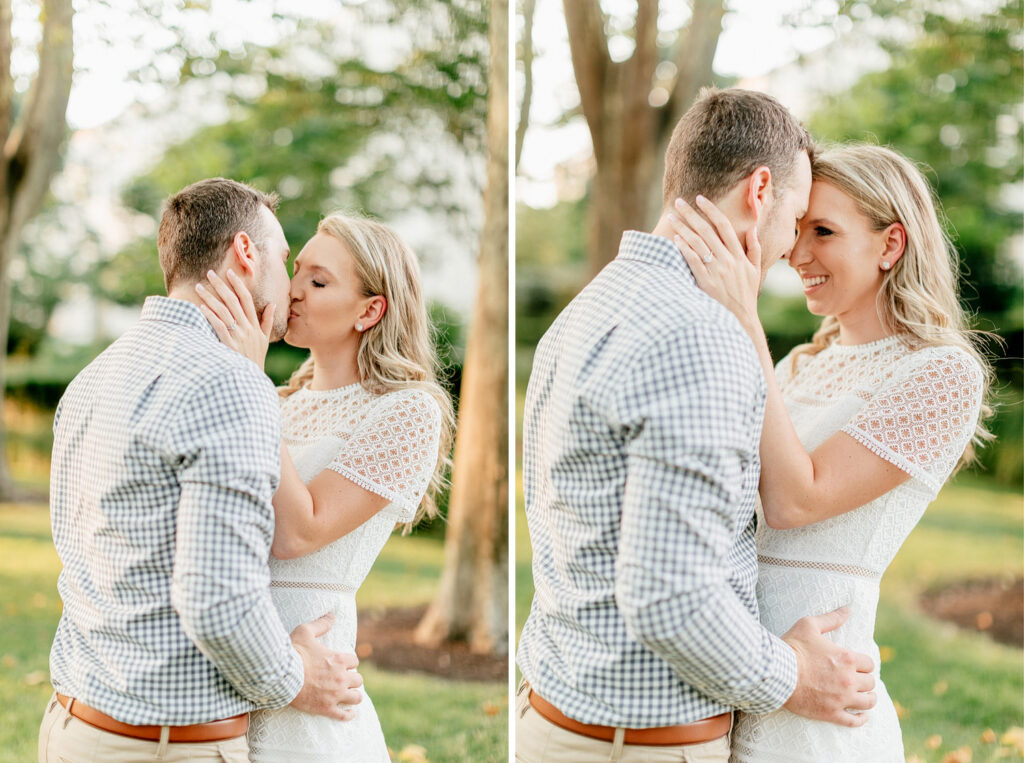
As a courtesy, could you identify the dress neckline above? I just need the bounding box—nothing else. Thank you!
[827,334,908,355]
[294,381,367,398]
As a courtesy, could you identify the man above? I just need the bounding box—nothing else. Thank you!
[38,179,362,762]
[516,89,877,762]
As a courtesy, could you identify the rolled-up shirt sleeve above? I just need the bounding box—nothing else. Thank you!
[614,320,797,714]
[169,368,303,708]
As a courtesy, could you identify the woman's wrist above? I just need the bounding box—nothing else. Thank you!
[738,310,763,339]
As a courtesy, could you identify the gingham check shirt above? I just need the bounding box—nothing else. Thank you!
[48,296,303,725]
[517,231,798,727]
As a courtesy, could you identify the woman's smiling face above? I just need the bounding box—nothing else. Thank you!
[788,180,894,322]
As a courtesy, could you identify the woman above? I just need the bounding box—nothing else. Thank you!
[668,144,991,762]
[196,213,454,762]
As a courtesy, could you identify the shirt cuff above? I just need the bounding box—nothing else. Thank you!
[254,646,305,709]
[731,631,799,714]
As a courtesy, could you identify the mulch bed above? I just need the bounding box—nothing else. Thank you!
[356,605,507,682]
[919,576,1023,648]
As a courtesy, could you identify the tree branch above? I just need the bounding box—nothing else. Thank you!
[5,0,73,236]
[664,0,725,133]
[0,0,12,228]
[0,0,11,168]
[620,0,659,168]
[563,0,611,155]
[627,0,658,101]
[515,0,536,170]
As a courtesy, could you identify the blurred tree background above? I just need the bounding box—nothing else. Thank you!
[0,1,509,759]
[5,0,489,483]
[516,0,1023,487]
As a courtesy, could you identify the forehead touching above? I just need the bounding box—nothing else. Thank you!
[805,179,861,222]
[779,151,813,221]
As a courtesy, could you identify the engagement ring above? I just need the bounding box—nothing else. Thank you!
[227,321,238,332]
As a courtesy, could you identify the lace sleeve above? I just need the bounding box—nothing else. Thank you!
[325,388,442,522]
[840,347,983,494]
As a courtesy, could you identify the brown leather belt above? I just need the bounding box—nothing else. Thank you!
[528,688,731,746]
[55,693,248,743]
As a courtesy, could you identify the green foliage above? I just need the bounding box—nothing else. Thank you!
[5,343,111,407]
[514,199,589,346]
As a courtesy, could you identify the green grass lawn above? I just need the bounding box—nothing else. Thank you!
[0,505,506,763]
[515,474,1024,763]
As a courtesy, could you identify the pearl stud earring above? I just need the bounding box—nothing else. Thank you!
[356,323,364,332]
[881,261,891,270]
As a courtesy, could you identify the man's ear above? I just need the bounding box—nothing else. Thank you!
[746,166,772,221]
[228,231,258,277]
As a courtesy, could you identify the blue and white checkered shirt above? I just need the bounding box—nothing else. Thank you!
[48,296,304,725]
[517,231,798,727]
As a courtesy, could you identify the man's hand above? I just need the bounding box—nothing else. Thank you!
[289,613,363,720]
[782,607,877,727]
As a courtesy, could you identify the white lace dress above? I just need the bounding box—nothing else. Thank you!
[247,382,441,762]
[730,336,983,763]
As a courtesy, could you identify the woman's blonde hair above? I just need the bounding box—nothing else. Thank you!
[790,143,995,466]
[280,213,455,527]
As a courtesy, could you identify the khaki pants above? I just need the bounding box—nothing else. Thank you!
[38,693,251,762]
[515,681,731,763]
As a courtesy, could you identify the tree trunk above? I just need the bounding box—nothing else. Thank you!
[0,0,74,499]
[515,0,536,170]
[563,0,725,274]
[415,0,509,655]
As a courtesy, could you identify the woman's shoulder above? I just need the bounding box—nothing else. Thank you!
[895,341,984,383]
[372,385,443,424]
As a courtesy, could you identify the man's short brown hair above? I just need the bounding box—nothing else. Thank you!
[662,88,815,207]
[157,178,280,291]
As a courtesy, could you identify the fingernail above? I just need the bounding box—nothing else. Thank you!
[674,235,682,244]
[195,283,205,292]
[674,198,687,209]
[695,194,707,204]
[667,213,678,223]
[207,269,217,278]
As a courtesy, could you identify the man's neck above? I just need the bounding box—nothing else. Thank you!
[649,210,681,242]
[166,286,204,307]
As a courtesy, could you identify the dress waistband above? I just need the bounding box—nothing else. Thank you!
[757,554,881,580]
[270,580,356,593]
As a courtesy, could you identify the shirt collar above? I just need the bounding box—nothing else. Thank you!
[140,296,219,341]
[615,230,697,285]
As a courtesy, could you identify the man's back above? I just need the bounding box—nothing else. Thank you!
[518,231,796,728]
[49,296,302,725]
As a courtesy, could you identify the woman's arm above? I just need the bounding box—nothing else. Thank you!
[271,444,390,559]
[668,197,910,528]
[194,269,395,555]
[738,322,909,528]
